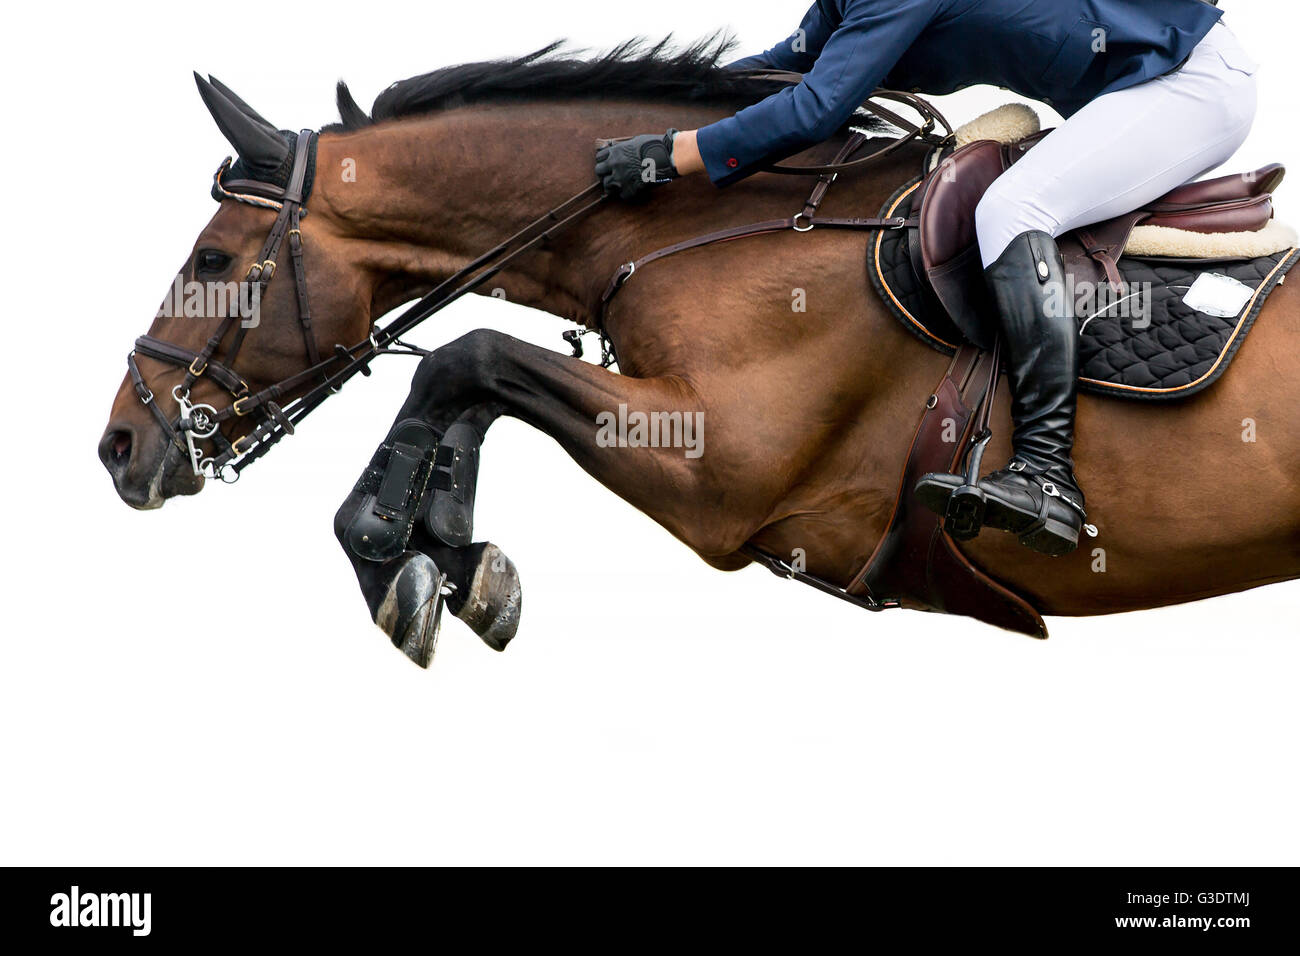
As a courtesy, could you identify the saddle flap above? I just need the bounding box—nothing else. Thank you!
[918,140,1006,275]
[917,140,1009,348]
[849,346,1047,638]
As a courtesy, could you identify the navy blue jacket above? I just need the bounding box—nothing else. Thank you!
[696,0,1223,185]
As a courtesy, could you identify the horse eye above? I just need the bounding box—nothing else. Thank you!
[195,249,232,275]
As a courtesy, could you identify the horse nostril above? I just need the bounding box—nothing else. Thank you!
[99,427,133,473]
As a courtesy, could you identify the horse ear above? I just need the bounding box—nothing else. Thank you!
[207,74,278,134]
[194,72,290,176]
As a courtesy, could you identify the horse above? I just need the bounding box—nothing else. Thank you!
[98,41,1300,663]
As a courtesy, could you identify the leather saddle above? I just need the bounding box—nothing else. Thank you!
[913,132,1286,348]
[845,137,1289,637]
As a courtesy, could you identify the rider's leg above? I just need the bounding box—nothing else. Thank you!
[917,21,1258,555]
[976,21,1258,270]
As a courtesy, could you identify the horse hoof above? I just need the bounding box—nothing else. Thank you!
[455,543,522,652]
[373,551,446,668]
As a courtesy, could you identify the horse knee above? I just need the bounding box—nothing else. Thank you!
[451,328,503,372]
[413,328,503,396]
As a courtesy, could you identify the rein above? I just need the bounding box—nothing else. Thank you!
[129,89,951,483]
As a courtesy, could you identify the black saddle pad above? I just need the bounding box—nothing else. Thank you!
[869,177,1300,401]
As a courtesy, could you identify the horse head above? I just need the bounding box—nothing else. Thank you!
[98,75,372,508]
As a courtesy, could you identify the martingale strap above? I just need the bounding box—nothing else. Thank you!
[596,129,921,335]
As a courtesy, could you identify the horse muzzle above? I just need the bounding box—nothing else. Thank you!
[98,421,204,509]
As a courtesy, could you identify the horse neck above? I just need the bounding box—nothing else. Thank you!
[311,100,731,326]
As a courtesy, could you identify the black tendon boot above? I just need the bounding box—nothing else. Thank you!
[915,230,1090,556]
[339,419,440,562]
[334,419,446,667]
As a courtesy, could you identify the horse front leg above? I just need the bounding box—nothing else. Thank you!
[333,398,514,667]
[396,329,748,556]
[405,402,524,654]
[336,328,753,666]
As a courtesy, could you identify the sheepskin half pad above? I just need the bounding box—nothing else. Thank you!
[870,178,1300,401]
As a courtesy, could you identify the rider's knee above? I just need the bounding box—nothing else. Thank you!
[975,180,1058,268]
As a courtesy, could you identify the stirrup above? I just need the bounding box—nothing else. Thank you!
[943,416,996,542]
[944,482,986,541]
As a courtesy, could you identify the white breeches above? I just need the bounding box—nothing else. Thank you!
[976,20,1260,267]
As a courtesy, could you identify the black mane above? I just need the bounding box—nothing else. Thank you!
[329,35,884,133]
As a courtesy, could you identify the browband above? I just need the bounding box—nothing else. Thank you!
[210,128,317,208]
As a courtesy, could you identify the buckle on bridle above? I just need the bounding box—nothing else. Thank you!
[188,357,208,376]
[233,395,254,416]
[246,259,276,283]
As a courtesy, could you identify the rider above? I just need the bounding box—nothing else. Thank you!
[595,0,1257,556]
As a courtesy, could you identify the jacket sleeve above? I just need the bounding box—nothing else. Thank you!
[723,2,835,74]
[697,0,940,186]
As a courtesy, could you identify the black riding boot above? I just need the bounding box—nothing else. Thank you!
[915,230,1089,556]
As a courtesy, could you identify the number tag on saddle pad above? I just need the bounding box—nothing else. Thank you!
[1182,272,1256,319]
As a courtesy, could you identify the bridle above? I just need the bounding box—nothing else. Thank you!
[126,128,609,483]
[128,130,324,480]
[126,85,951,485]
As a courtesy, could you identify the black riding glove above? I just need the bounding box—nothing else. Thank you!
[595,129,679,201]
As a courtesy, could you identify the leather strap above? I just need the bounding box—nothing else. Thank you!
[598,213,915,315]
[1074,226,1126,289]
[845,344,1047,637]
[736,79,954,174]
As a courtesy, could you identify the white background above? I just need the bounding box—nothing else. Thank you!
[1,2,1296,865]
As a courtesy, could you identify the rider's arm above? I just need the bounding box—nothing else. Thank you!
[684,0,940,185]
[724,1,837,74]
